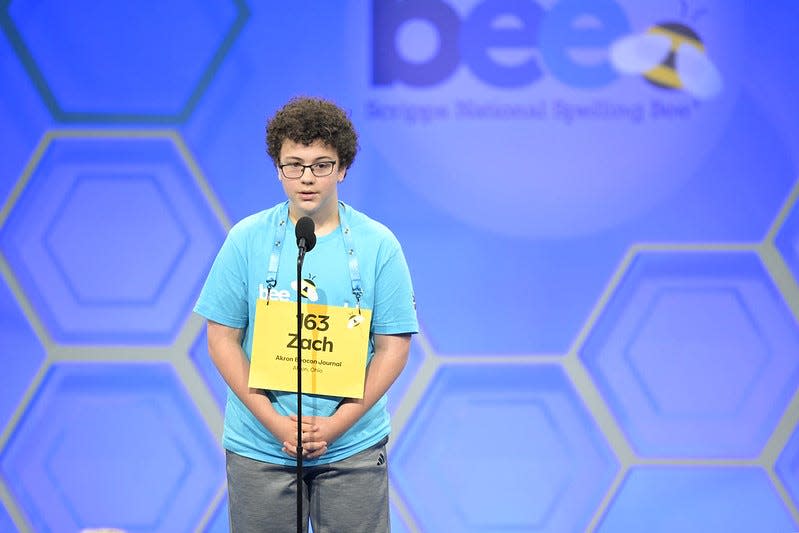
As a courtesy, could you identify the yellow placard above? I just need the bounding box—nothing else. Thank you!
[249,299,372,398]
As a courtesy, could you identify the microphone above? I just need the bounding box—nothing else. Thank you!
[295,216,316,253]
[293,215,316,526]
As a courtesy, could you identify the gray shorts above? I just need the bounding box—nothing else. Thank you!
[225,437,390,533]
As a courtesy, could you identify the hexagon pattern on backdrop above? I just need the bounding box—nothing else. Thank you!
[0,501,14,532]
[1,0,249,122]
[1,1,799,532]
[391,364,618,531]
[776,191,799,284]
[776,423,799,512]
[596,467,796,532]
[0,362,225,532]
[0,275,45,433]
[190,326,227,411]
[580,251,799,458]
[0,133,225,345]
[204,495,229,533]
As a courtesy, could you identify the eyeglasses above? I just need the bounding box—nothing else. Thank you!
[278,161,337,179]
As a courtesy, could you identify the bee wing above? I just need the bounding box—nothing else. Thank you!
[610,33,671,74]
[676,43,723,99]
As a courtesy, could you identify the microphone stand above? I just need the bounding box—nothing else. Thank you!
[296,244,306,533]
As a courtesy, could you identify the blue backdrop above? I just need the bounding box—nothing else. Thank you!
[2,1,799,531]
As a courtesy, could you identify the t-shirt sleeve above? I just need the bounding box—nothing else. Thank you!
[371,237,418,335]
[193,229,249,329]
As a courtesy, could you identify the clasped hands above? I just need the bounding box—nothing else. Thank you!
[279,414,341,460]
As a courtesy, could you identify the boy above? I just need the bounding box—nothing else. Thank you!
[194,96,418,532]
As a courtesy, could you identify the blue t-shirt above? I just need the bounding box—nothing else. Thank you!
[194,201,418,465]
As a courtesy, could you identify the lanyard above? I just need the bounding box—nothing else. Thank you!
[264,201,363,308]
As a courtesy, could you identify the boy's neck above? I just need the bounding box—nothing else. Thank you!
[288,205,340,237]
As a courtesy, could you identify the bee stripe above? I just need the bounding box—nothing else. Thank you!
[648,26,704,53]
[644,64,682,89]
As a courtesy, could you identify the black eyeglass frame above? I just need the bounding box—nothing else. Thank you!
[278,161,338,179]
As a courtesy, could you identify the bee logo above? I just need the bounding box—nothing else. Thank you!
[291,276,319,302]
[347,313,365,329]
[609,4,721,99]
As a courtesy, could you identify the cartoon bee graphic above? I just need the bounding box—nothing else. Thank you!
[347,313,365,329]
[609,3,722,99]
[291,276,319,302]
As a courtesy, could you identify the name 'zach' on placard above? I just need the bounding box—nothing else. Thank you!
[286,332,334,352]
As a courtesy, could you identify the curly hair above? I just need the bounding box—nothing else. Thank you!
[266,96,359,170]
